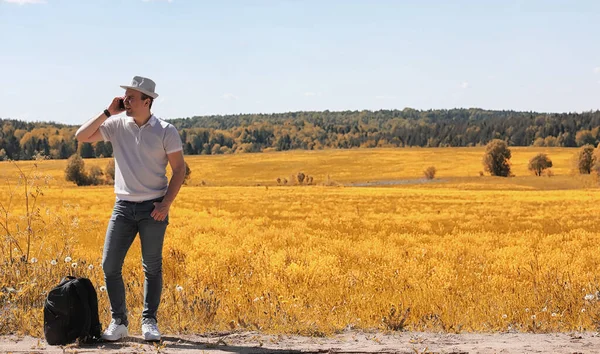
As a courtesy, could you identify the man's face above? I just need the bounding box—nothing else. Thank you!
[123,89,150,117]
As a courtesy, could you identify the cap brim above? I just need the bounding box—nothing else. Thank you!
[120,85,159,99]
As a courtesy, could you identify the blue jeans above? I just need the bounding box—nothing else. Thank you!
[101,197,169,327]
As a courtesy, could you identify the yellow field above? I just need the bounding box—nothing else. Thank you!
[2,147,600,336]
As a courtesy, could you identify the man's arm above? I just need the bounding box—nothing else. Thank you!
[151,150,186,222]
[163,150,186,205]
[75,97,123,143]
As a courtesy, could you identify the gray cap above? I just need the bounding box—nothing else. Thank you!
[120,76,159,99]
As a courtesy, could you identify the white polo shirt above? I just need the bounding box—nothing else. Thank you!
[99,115,183,202]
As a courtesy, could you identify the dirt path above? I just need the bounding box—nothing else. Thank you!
[2,331,600,353]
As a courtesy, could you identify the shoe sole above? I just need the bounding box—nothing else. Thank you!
[102,330,129,342]
[143,334,161,342]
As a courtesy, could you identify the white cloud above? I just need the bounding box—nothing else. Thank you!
[594,67,600,74]
[222,93,238,100]
[3,0,46,4]
[460,81,470,89]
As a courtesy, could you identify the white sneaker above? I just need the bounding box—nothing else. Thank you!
[141,318,161,341]
[102,318,128,341]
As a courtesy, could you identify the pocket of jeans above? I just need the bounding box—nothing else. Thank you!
[157,214,169,225]
[110,203,128,221]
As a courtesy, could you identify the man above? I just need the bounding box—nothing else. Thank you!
[75,76,186,342]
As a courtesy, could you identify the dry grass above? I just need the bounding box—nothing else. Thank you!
[1,147,600,337]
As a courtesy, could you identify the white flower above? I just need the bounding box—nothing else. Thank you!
[542,307,547,312]
[176,285,183,292]
[585,294,595,301]
[13,248,18,253]
[50,259,57,266]
[30,258,37,264]
[531,315,536,320]
[551,313,558,317]
[88,264,94,270]
[502,314,507,319]
[64,256,72,263]
[525,308,530,313]
[99,286,106,292]
[71,263,77,268]
[581,308,586,313]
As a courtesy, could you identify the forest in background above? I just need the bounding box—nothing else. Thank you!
[2,108,600,160]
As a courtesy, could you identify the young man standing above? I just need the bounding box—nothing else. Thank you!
[75,76,186,342]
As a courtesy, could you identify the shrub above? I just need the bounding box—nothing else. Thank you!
[424,166,436,179]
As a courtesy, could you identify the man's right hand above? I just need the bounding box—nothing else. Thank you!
[107,97,125,116]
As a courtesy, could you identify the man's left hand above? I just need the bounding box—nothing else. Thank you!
[151,201,171,222]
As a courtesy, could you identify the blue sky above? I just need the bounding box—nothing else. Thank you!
[2,0,600,125]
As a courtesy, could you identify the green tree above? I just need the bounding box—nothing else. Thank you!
[64,154,88,186]
[184,161,192,184]
[105,159,116,181]
[576,144,595,174]
[482,139,512,177]
[576,130,596,147]
[87,165,104,185]
[79,142,94,158]
[528,153,552,176]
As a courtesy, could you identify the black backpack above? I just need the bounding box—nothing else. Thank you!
[43,276,102,345]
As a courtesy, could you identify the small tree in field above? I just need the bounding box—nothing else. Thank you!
[88,165,104,185]
[184,161,192,185]
[65,154,88,186]
[105,159,116,182]
[528,153,552,176]
[482,139,512,177]
[593,145,600,176]
[577,144,595,174]
[423,166,436,179]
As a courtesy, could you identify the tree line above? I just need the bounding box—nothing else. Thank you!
[3,108,600,160]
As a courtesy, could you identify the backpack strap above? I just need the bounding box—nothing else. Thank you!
[58,275,76,287]
[71,278,92,340]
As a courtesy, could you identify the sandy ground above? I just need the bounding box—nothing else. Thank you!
[2,331,600,354]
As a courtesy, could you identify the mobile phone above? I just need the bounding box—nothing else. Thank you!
[118,99,125,110]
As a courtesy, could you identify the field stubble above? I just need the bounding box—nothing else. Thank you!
[1,147,600,337]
